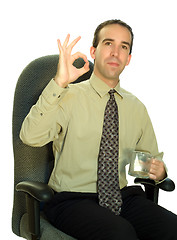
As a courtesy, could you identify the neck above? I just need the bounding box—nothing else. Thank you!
[94,72,119,88]
[103,79,119,88]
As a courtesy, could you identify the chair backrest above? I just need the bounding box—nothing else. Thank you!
[12,55,94,236]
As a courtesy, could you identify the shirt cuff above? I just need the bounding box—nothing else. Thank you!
[42,78,69,104]
[152,152,168,184]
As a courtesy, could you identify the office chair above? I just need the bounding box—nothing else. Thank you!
[12,55,175,240]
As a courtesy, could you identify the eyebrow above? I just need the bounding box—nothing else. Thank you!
[122,41,131,47]
[102,38,131,47]
[102,38,114,43]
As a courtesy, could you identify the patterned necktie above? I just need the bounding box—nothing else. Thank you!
[97,89,122,215]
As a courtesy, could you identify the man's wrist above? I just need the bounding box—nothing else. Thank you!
[54,77,68,88]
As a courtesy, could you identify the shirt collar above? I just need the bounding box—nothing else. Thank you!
[89,73,124,98]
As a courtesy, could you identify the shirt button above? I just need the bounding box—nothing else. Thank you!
[53,93,56,97]
[40,113,43,116]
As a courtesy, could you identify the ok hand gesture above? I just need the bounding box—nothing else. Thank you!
[55,34,90,88]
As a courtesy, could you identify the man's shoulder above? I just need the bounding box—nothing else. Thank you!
[68,79,91,93]
[120,87,146,109]
[60,80,91,102]
[120,87,139,100]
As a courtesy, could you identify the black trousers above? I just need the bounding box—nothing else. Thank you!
[44,186,177,240]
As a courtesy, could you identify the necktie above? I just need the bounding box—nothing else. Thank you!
[97,89,122,215]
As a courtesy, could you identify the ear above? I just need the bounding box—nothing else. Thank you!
[126,54,132,66]
[90,46,96,60]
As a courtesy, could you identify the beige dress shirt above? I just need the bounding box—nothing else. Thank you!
[20,73,163,193]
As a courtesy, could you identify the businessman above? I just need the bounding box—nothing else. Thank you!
[20,19,177,239]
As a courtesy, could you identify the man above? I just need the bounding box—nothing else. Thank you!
[20,20,177,239]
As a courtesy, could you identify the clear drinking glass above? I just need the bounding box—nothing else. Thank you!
[128,151,152,178]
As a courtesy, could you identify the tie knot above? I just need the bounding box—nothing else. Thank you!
[108,89,116,96]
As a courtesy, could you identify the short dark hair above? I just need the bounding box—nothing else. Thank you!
[92,19,134,55]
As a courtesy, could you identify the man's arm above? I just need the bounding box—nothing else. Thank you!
[20,80,66,146]
[136,107,167,182]
[20,35,90,146]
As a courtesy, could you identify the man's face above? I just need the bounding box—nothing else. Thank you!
[90,24,132,84]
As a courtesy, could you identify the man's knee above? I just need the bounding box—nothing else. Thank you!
[101,215,137,240]
[165,212,177,240]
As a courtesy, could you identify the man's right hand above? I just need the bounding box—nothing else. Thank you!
[55,34,90,88]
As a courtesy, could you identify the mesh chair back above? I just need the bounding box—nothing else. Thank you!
[12,55,94,236]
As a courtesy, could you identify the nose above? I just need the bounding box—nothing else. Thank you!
[110,46,119,57]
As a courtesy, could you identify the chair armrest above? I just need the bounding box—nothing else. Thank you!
[134,177,175,203]
[16,181,54,202]
[157,178,175,191]
[16,181,54,239]
[134,178,156,186]
[134,177,175,192]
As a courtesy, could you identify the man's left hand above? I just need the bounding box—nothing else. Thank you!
[149,158,167,181]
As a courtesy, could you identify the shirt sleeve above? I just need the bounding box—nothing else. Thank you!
[135,107,163,157]
[135,107,168,181]
[20,79,69,147]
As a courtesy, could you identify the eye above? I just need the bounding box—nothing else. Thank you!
[105,41,112,46]
[122,45,128,50]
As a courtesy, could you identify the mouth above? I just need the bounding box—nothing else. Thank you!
[107,62,120,67]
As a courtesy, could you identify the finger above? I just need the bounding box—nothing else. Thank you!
[77,61,90,75]
[149,167,157,175]
[63,34,70,48]
[68,36,81,51]
[150,159,161,168]
[57,39,62,53]
[84,60,90,70]
[149,173,157,180]
[151,158,162,165]
[150,162,161,175]
[72,52,88,63]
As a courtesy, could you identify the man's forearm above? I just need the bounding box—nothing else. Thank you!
[20,79,67,147]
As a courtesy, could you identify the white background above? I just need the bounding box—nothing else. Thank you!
[1,0,177,238]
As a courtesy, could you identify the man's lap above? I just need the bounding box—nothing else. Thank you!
[44,187,177,240]
[121,193,177,240]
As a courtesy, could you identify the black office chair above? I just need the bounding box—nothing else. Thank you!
[12,55,175,240]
